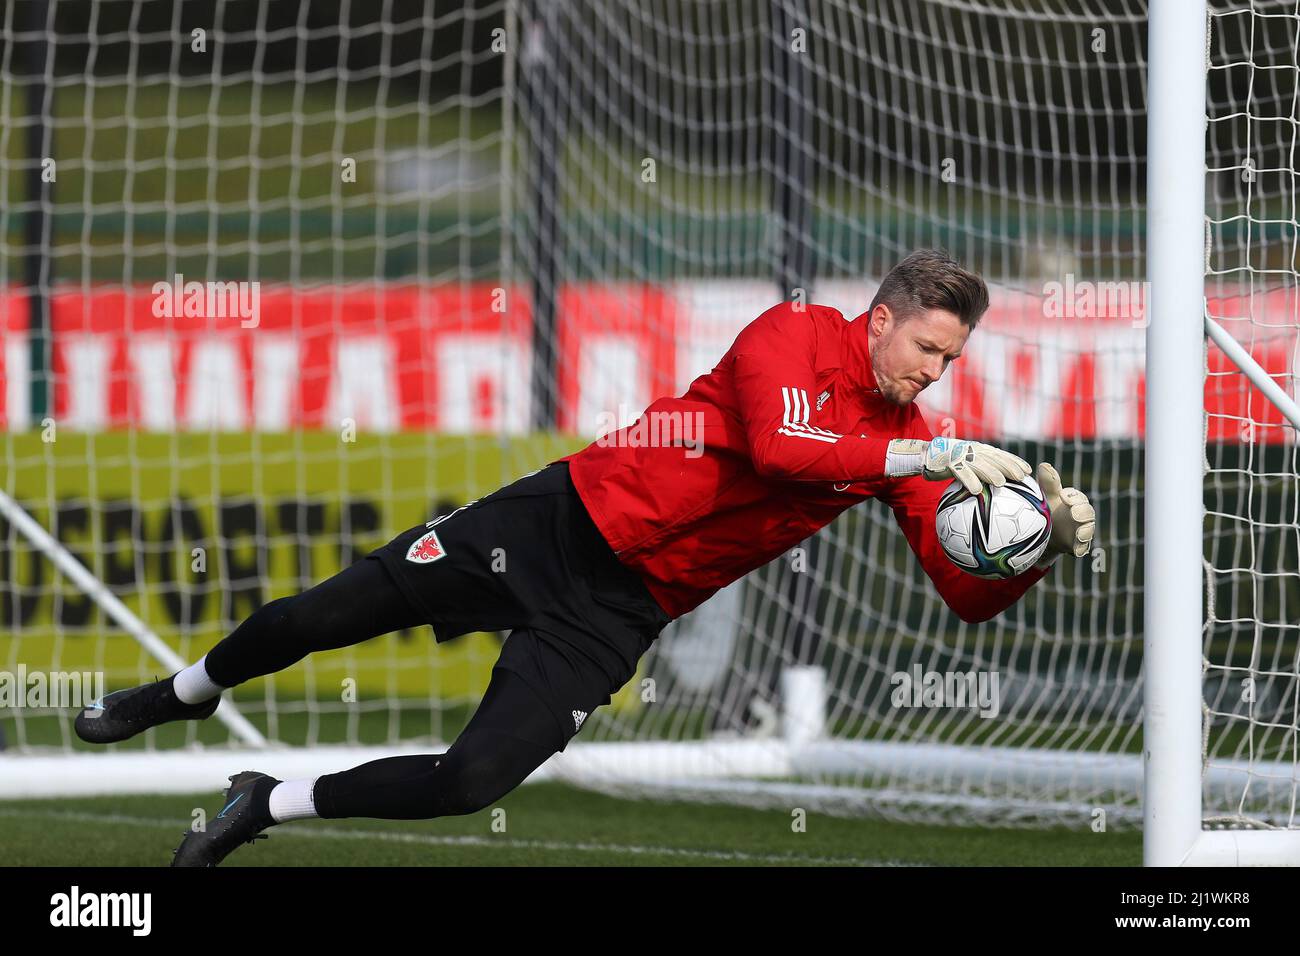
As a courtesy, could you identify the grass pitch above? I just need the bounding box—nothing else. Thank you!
[0,781,1140,867]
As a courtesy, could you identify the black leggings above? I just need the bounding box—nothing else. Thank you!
[313,669,560,820]
[204,558,562,821]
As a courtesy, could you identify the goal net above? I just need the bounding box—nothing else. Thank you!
[1201,0,1300,835]
[2,0,1297,845]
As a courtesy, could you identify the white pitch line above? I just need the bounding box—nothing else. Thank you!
[0,807,922,867]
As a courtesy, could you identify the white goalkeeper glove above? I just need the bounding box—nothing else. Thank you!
[1034,461,1096,566]
[885,436,1032,496]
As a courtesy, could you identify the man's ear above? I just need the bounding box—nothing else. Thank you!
[870,303,891,337]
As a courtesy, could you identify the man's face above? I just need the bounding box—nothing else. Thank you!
[867,304,970,405]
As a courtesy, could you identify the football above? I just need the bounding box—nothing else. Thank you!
[935,475,1053,579]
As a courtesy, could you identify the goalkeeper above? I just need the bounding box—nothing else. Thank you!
[75,249,1095,865]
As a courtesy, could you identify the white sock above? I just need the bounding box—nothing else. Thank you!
[269,778,320,823]
[172,656,226,705]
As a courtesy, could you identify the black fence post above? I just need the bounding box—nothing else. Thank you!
[521,0,565,431]
[23,0,53,426]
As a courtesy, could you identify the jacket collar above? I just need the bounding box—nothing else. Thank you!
[843,309,881,400]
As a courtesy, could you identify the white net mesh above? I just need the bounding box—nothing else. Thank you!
[509,0,1148,826]
[1202,0,1300,830]
[1,1,522,757]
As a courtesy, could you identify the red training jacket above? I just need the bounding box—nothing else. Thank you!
[561,301,1052,621]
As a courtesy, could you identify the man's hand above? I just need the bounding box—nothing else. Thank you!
[1036,462,1096,561]
[886,436,1032,495]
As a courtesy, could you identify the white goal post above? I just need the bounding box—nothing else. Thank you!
[1144,0,1213,869]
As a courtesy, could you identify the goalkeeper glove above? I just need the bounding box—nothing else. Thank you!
[885,436,1032,496]
[1034,461,1096,567]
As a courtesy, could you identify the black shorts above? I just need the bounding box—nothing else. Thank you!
[366,462,671,749]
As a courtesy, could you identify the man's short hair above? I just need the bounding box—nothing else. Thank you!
[868,249,989,329]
